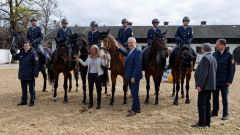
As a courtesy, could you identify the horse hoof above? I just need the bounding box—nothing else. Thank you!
[173,101,178,105]
[144,101,149,104]
[123,102,127,105]
[82,101,86,105]
[63,100,68,103]
[109,102,113,106]
[52,97,57,102]
[76,89,78,92]
[181,95,184,99]
[185,100,190,104]
[171,93,175,97]
[154,102,159,105]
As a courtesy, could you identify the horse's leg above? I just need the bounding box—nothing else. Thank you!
[185,71,191,104]
[123,78,128,104]
[109,73,116,106]
[68,72,72,92]
[81,71,87,105]
[74,70,79,92]
[173,72,180,105]
[172,71,176,96]
[52,73,59,102]
[154,77,161,105]
[41,70,47,92]
[181,72,185,99]
[144,73,150,104]
[63,72,69,103]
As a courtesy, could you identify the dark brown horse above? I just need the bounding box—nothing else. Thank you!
[99,30,128,105]
[170,45,195,105]
[48,33,86,102]
[142,32,169,105]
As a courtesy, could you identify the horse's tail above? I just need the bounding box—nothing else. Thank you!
[47,50,55,84]
[101,66,109,86]
[47,64,54,84]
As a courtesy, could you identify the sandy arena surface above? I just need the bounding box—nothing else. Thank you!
[0,65,239,135]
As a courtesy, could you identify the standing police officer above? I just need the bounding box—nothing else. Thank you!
[147,18,161,46]
[56,18,73,67]
[211,39,236,120]
[169,16,197,69]
[117,18,133,48]
[13,40,39,107]
[88,21,100,46]
[27,17,45,69]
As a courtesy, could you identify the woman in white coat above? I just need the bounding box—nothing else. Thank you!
[78,45,108,109]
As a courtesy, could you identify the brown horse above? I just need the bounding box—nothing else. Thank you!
[99,30,128,105]
[48,33,86,102]
[142,32,169,105]
[170,45,195,105]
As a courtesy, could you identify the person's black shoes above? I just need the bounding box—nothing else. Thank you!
[29,103,34,107]
[211,112,218,117]
[96,105,100,109]
[191,123,206,128]
[17,102,27,106]
[221,116,229,120]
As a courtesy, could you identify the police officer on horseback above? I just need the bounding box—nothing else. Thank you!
[27,17,45,70]
[56,18,73,67]
[117,18,133,48]
[147,18,161,46]
[169,16,197,69]
[88,21,100,47]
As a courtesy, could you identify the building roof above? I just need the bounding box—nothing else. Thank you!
[45,25,240,40]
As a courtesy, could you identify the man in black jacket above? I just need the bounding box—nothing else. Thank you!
[211,39,236,120]
[13,40,39,106]
[193,43,217,127]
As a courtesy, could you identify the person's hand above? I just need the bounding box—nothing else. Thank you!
[226,82,231,86]
[196,86,201,92]
[34,77,38,79]
[131,77,135,84]
[101,54,106,59]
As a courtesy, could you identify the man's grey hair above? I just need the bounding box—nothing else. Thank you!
[128,37,137,43]
[202,43,212,52]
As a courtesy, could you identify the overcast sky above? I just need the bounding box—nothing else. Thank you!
[57,0,240,26]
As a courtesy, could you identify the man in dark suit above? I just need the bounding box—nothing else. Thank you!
[193,43,217,127]
[211,39,236,120]
[114,37,142,117]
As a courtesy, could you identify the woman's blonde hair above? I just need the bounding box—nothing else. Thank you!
[90,45,101,58]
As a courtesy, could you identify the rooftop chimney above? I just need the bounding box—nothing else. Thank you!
[201,21,207,26]
[164,21,169,26]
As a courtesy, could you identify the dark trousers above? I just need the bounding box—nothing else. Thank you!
[20,80,35,104]
[129,81,141,112]
[88,73,102,106]
[212,86,229,117]
[198,90,211,126]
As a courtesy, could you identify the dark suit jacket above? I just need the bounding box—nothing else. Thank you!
[118,47,143,82]
[194,52,217,91]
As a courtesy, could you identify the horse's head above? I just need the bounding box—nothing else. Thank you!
[71,33,89,57]
[99,29,118,52]
[180,45,194,68]
[11,31,24,50]
[151,30,169,59]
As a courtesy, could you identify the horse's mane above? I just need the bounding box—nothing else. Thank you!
[149,36,166,60]
[107,34,124,51]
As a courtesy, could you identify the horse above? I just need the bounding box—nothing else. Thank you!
[170,44,195,105]
[99,30,128,105]
[142,32,169,105]
[10,31,52,92]
[71,33,90,104]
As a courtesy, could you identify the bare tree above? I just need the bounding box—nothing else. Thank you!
[33,0,58,35]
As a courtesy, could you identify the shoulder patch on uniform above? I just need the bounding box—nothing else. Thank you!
[35,56,38,61]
